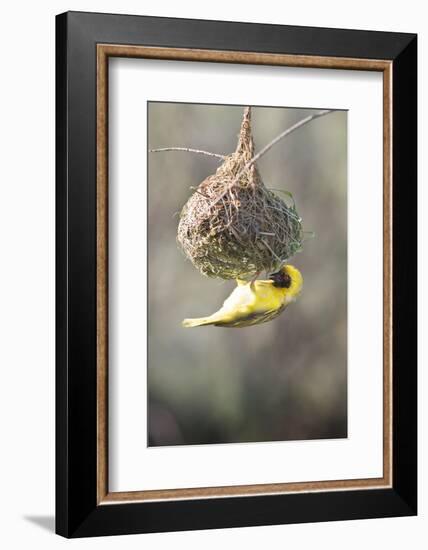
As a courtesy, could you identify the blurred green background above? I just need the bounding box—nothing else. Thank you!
[147,103,347,446]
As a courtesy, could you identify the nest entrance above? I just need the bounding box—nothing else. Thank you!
[177,107,303,279]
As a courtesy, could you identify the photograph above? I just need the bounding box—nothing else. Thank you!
[147,102,348,447]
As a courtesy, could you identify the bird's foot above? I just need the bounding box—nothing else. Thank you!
[250,271,261,289]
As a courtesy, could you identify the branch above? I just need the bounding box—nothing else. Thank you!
[212,109,335,205]
[244,109,333,170]
[149,147,225,160]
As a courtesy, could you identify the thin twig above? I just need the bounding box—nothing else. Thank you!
[212,109,334,205]
[240,109,333,172]
[149,147,225,160]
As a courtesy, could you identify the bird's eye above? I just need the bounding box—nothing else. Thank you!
[283,273,292,288]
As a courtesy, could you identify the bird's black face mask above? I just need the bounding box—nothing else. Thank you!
[270,270,292,288]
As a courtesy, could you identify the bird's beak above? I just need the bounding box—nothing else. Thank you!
[270,267,292,288]
[269,271,282,284]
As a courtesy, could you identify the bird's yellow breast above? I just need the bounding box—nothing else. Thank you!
[251,282,290,311]
[216,282,292,327]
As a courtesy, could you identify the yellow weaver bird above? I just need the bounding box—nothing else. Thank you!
[182,265,303,328]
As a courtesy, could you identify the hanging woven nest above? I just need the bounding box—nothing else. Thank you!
[177,107,303,279]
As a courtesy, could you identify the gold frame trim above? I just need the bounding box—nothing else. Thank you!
[96,44,393,505]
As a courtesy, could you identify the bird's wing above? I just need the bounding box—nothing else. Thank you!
[212,283,287,327]
[221,303,287,327]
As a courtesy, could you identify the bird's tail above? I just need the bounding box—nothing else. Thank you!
[182,316,216,328]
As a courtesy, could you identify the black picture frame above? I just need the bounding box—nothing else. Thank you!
[56,11,417,538]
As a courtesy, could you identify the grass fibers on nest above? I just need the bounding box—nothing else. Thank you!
[177,107,303,279]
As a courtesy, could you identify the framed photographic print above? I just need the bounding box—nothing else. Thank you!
[56,11,417,538]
